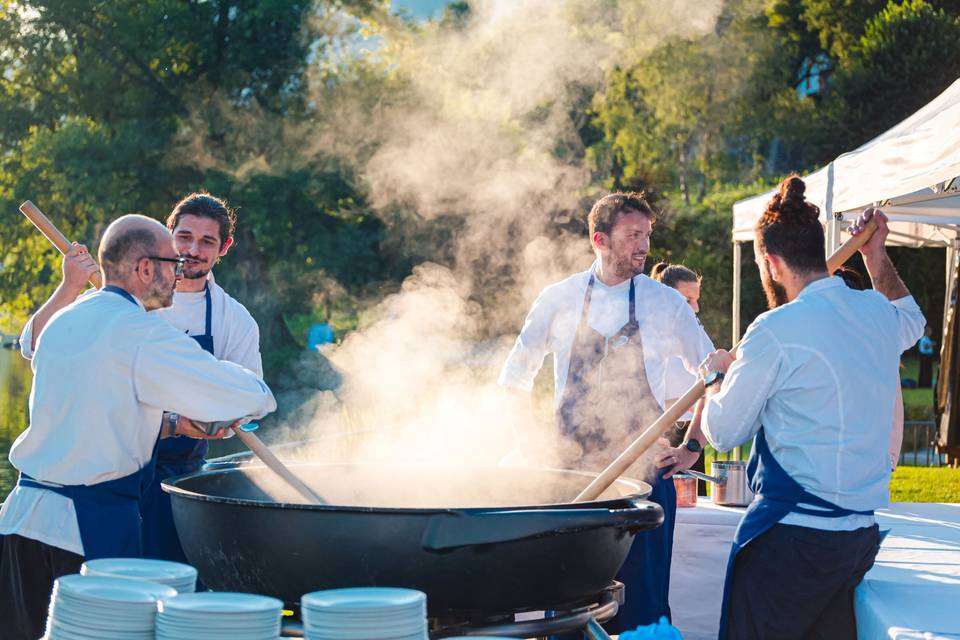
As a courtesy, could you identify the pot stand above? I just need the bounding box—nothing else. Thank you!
[279,581,623,639]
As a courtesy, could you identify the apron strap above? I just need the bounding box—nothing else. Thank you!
[203,282,212,337]
[102,285,139,307]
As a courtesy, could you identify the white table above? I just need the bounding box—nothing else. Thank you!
[669,498,742,640]
[668,500,960,640]
[857,503,960,640]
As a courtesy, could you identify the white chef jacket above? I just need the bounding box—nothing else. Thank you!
[498,263,714,410]
[154,273,262,376]
[21,274,262,377]
[701,277,926,531]
[0,287,276,554]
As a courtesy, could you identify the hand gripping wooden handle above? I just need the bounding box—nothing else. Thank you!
[19,200,102,288]
[826,218,878,273]
[572,217,882,503]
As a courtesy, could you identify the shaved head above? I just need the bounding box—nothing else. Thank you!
[98,214,179,310]
[98,214,170,280]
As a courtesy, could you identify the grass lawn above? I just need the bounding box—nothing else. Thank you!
[702,451,959,503]
[900,355,938,418]
[890,466,960,503]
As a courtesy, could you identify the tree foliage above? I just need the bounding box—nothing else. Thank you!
[0,0,956,371]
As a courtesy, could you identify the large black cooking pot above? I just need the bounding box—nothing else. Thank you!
[163,462,662,615]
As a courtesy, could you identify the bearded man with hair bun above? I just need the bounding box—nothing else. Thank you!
[698,175,926,639]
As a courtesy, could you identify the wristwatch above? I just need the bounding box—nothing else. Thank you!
[684,438,703,453]
[167,412,180,438]
[703,370,725,388]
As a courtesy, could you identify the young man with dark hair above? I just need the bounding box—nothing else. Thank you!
[499,191,713,631]
[698,177,926,639]
[143,192,262,563]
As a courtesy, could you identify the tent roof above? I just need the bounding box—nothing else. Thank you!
[733,77,960,247]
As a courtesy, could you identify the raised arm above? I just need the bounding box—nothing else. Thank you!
[848,208,926,351]
[849,209,908,300]
[22,243,99,355]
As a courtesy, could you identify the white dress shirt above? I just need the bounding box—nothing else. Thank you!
[498,263,714,409]
[701,277,926,531]
[0,288,276,554]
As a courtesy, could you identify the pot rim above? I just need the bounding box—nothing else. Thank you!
[161,462,653,515]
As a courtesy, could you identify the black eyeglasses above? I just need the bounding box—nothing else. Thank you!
[143,256,185,277]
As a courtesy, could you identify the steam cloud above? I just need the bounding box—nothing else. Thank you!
[212,0,723,503]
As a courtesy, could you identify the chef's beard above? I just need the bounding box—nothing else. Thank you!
[761,262,789,309]
[145,269,176,310]
[610,251,645,280]
[181,254,213,280]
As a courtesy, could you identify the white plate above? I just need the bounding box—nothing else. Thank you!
[301,587,425,611]
[160,591,283,614]
[81,558,197,582]
[54,574,176,604]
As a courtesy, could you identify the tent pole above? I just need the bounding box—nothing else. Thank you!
[732,241,744,462]
[732,241,742,347]
[946,238,958,339]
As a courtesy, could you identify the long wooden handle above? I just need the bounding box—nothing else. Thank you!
[233,428,326,505]
[573,218,882,503]
[827,218,878,273]
[19,200,103,289]
[574,381,705,502]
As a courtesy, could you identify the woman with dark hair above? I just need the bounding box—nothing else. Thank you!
[652,262,708,493]
[697,175,925,639]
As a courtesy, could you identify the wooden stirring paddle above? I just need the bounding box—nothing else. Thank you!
[20,200,103,288]
[573,219,878,503]
[232,425,326,505]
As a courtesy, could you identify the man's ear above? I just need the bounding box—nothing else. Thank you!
[766,253,787,280]
[219,236,234,257]
[592,231,607,251]
[134,257,153,284]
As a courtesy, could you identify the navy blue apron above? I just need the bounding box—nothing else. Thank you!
[717,428,874,639]
[557,275,676,632]
[140,282,213,562]
[17,285,159,560]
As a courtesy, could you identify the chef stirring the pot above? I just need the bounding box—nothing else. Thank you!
[0,215,276,640]
[499,191,713,633]
[18,193,263,567]
[697,177,925,640]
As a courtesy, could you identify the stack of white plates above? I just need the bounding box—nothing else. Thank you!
[43,574,176,640]
[81,557,198,593]
[301,587,428,640]
[156,592,283,640]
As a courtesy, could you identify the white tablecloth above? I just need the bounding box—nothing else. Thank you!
[669,499,742,640]
[668,500,960,640]
[856,503,960,640]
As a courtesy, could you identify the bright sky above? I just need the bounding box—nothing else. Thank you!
[392,0,452,20]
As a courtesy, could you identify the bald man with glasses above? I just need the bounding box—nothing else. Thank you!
[0,214,276,640]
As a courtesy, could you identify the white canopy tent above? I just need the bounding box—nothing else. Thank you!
[731,77,960,345]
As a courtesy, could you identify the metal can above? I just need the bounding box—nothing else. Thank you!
[673,473,698,508]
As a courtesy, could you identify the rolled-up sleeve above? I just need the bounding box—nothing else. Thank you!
[133,324,276,422]
[498,289,554,392]
[890,295,926,353]
[702,323,781,452]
